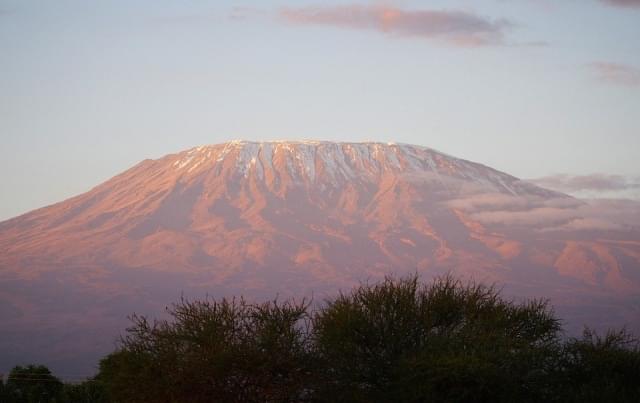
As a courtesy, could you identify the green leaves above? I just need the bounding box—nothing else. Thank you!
[92,275,640,403]
[8,275,637,402]
[557,328,640,402]
[3,365,63,403]
[312,275,562,402]
[99,297,313,403]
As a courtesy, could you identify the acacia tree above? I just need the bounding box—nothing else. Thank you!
[94,274,640,402]
[60,378,108,403]
[312,275,562,402]
[4,365,63,403]
[99,297,313,403]
[555,328,640,402]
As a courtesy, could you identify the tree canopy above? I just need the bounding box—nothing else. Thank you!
[2,365,63,403]
[95,275,640,402]
[99,297,313,403]
[4,275,639,402]
[311,276,562,402]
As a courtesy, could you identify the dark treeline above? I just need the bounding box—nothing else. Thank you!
[2,275,639,402]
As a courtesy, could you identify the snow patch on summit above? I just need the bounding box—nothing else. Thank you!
[167,140,545,196]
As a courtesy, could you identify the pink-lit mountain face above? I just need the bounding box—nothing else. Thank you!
[1,141,639,375]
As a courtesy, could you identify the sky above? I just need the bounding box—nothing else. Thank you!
[0,0,639,221]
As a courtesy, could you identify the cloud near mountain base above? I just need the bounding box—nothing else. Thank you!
[530,174,640,200]
[447,191,640,232]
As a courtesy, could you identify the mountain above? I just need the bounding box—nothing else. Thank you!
[1,140,639,376]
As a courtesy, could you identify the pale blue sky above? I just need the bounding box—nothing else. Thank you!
[1,0,639,220]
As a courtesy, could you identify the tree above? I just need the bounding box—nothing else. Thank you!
[312,275,562,402]
[0,375,6,401]
[99,297,313,403]
[60,378,108,403]
[556,328,640,402]
[4,364,63,403]
[92,274,640,402]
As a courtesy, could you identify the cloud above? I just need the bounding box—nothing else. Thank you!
[580,198,640,226]
[279,5,514,47]
[471,206,582,227]
[530,174,640,193]
[546,198,640,232]
[230,6,267,20]
[555,217,622,232]
[599,0,640,8]
[515,40,549,48]
[448,193,533,211]
[448,193,584,228]
[589,62,640,87]
[448,190,640,232]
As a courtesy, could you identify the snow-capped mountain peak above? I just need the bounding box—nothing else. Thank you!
[167,140,543,196]
[1,140,638,376]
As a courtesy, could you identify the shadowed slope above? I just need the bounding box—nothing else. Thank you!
[0,140,638,376]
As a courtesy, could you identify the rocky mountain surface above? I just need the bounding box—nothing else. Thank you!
[1,140,639,375]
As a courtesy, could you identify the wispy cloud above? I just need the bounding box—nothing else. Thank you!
[599,0,640,8]
[230,6,268,20]
[279,5,514,47]
[448,191,640,232]
[516,40,549,48]
[531,174,640,193]
[589,62,640,87]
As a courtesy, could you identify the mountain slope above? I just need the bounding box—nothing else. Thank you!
[1,140,639,376]
[0,141,563,277]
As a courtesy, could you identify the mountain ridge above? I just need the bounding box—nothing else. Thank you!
[0,140,638,375]
[0,140,567,276]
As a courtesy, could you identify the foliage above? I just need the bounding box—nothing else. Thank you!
[7,275,640,402]
[312,275,561,402]
[60,378,108,403]
[0,368,106,403]
[3,365,63,403]
[554,328,640,402]
[99,297,313,403]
